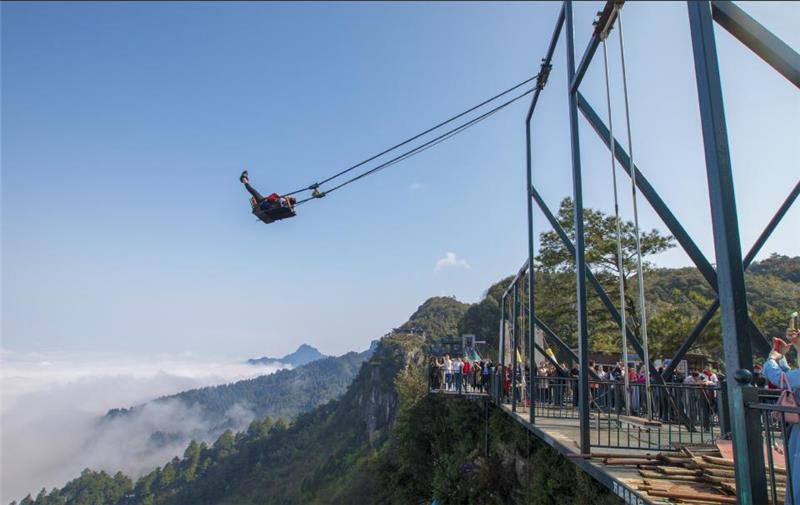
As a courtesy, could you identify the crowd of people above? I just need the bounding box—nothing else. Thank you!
[428,355,492,394]
[524,360,723,425]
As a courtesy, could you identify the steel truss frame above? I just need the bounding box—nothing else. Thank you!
[497,2,799,503]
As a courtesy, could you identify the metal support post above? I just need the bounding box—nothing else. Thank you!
[688,2,767,502]
[522,4,564,425]
[527,272,535,424]
[512,285,519,412]
[565,0,590,455]
[525,123,536,426]
[500,294,506,371]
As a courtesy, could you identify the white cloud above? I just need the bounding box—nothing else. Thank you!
[0,350,285,503]
[434,252,471,272]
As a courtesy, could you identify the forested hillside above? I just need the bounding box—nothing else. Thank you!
[17,297,617,505]
[455,254,799,363]
[14,200,796,505]
[397,296,471,340]
[103,350,371,446]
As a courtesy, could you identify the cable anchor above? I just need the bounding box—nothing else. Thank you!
[593,0,624,41]
[536,60,553,91]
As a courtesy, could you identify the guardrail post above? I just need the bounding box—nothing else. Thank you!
[718,377,731,435]
[499,295,506,372]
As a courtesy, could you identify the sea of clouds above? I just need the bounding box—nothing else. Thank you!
[0,349,285,504]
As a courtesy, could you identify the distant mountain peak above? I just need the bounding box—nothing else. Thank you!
[247,344,326,367]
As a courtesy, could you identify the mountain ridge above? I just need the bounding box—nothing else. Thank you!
[246,344,326,368]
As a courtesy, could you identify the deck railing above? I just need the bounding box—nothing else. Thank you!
[746,399,800,505]
[429,364,737,450]
[429,364,800,502]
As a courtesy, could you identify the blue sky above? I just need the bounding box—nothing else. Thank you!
[2,2,798,358]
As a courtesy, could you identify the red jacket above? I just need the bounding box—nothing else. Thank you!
[463,361,471,374]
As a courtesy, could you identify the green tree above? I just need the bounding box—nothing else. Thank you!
[182,440,201,482]
[536,197,674,350]
[213,430,235,458]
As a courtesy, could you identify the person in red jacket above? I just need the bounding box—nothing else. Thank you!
[503,366,511,402]
[240,170,295,210]
[462,359,471,392]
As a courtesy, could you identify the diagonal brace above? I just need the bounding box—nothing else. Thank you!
[662,180,799,377]
[711,1,800,89]
[576,92,770,354]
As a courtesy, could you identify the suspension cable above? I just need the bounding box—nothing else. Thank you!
[618,11,653,420]
[601,37,631,417]
[292,86,535,205]
[282,74,540,197]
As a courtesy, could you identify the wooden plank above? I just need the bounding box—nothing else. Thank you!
[704,468,736,479]
[604,458,661,466]
[639,471,704,483]
[656,467,703,476]
[647,490,737,504]
[701,455,734,467]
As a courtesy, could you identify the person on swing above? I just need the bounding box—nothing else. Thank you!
[239,170,295,211]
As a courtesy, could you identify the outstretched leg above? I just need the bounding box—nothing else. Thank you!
[240,170,264,202]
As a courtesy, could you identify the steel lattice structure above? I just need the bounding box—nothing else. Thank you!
[497,2,799,503]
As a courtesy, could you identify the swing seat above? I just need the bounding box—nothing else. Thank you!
[250,197,296,224]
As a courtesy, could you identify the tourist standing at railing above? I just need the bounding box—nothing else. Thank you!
[436,357,446,391]
[696,373,713,431]
[469,359,477,392]
[752,363,768,388]
[571,363,580,406]
[454,358,463,393]
[763,328,800,505]
[611,363,623,413]
[556,362,569,406]
[430,358,440,390]
[548,363,559,406]
[684,371,699,428]
[482,360,490,393]
[462,359,471,392]
[653,365,667,422]
[444,355,453,391]
[633,366,646,415]
[703,367,719,421]
[503,365,511,403]
[537,362,549,404]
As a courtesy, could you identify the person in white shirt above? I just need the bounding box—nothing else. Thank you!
[444,356,453,391]
[705,368,719,386]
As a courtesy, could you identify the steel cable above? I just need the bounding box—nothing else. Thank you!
[293,86,535,205]
[282,74,539,197]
